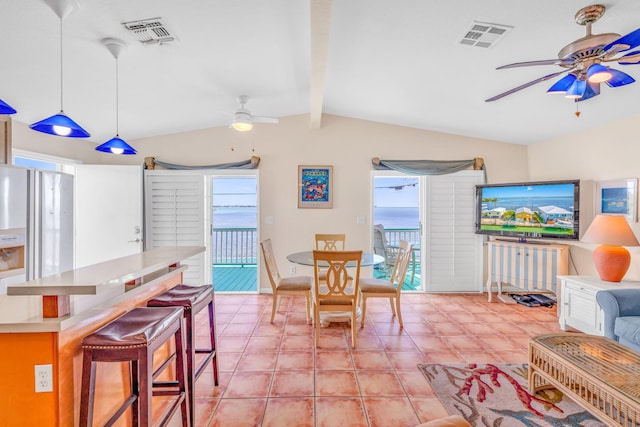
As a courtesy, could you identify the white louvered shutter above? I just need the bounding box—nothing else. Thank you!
[144,172,206,285]
[424,171,484,292]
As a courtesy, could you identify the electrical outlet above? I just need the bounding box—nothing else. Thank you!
[35,364,53,393]
[289,266,296,274]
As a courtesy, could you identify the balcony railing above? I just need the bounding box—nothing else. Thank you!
[211,227,420,266]
[212,227,258,265]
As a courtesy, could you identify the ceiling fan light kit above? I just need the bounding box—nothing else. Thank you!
[230,95,278,131]
[486,4,640,106]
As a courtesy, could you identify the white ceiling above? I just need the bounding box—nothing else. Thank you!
[3,0,640,146]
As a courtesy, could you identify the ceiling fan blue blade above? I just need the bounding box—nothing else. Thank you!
[605,69,636,87]
[604,28,640,53]
[577,82,600,102]
[618,50,640,65]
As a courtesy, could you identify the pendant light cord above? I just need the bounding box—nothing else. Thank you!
[115,57,119,136]
[59,18,64,113]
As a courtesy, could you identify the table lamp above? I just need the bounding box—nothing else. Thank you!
[581,214,640,282]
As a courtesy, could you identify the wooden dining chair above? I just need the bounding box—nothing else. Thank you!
[312,250,362,348]
[314,233,352,282]
[359,240,413,329]
[260,239,313,324]
[315,233,346,251]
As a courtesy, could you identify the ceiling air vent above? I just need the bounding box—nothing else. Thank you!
[459,21,513,48]
[122,17,176,45]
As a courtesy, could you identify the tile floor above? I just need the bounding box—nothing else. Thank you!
[187,292,565,427]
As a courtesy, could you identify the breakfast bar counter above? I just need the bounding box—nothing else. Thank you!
[0,246,205,427]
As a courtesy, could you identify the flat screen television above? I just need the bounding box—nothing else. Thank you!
[475,180,580,242]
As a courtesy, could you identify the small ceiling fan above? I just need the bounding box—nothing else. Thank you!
[231,95,279,131]
[486,4,640,103]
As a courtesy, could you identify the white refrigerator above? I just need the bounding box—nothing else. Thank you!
[0,165,73,291]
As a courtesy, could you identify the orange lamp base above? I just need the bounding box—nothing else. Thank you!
[593,244,631,282]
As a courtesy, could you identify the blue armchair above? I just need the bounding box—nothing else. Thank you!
[595,288,640,352]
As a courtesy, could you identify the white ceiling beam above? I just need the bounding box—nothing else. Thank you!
[309,0,333,129]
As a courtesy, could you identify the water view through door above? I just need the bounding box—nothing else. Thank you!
[211,176,258,292]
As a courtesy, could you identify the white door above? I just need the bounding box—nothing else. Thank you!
[74,165,143,268]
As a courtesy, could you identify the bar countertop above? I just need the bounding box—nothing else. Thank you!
[0,246,204,333]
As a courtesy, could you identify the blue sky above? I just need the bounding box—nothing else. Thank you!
[373,177,419,207]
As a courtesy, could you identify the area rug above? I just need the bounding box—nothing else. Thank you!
[418,363,604,426]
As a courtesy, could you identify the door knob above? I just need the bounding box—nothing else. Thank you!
[128,238,141,243]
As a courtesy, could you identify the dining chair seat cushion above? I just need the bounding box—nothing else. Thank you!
[359,278,397,293]
[277,276,313,291]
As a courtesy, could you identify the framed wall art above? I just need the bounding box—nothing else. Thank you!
[595,178,638,222]
[298,165,333,209]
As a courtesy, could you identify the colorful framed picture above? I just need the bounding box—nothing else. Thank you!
[596,178,638,222]
[298,165,333,209]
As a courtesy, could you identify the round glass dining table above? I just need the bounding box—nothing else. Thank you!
[286,251,384,267]
[286,251,384,326]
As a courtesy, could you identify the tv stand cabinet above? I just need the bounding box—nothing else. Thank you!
[486,240,569,302]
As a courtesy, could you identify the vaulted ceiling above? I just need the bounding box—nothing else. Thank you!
[3,0,640,146]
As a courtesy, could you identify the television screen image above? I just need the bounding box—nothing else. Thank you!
[475,180,580,241]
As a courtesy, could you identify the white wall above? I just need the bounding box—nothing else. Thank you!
[528,114,640,280]
[12,113,530,290]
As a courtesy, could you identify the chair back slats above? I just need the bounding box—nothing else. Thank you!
[389,240,414,289]
[313,250,362,303]
[315,233,346,251]
[259,239,281,291]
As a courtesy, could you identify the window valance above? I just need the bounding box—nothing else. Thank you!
[144,156,260,170]
[371,157,484,176]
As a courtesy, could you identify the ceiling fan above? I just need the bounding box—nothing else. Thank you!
[231,95,279,131]
[486,4,640,103]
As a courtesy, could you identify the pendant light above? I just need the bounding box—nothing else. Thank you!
[95,38,136,155]
[0,100,17,115]
[30,1,90,138]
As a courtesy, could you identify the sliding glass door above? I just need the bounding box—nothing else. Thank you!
[211,176,258,292]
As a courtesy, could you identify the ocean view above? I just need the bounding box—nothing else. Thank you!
[212,206,420,229]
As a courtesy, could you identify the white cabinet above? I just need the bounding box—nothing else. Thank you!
[486,241,569,302]
[558,275,640,335]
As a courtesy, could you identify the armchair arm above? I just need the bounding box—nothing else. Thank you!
[596,289,640,340]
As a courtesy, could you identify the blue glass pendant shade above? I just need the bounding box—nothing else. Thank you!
[565,79,587,99]
[0,99,17,114]
[547,74,577,94]
[29,112,90,138]
[577,82,601,102]
[95,136,137,155]
[606,69,636,87]
[586,64,612,83]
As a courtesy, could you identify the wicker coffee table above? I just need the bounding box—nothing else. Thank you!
[529,333,640,427]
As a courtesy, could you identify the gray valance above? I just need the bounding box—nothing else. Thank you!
[144,156,260,170]
[371,157,484,176]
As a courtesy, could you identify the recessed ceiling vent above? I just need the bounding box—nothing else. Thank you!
[459,21,513,48]
[122,17,176,45]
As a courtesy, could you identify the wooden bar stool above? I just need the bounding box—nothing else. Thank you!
[147,284,218,423]
[79,306,190,427]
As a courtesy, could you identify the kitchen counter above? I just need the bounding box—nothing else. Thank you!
[0,245,205,427]
[0,246,204,332]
